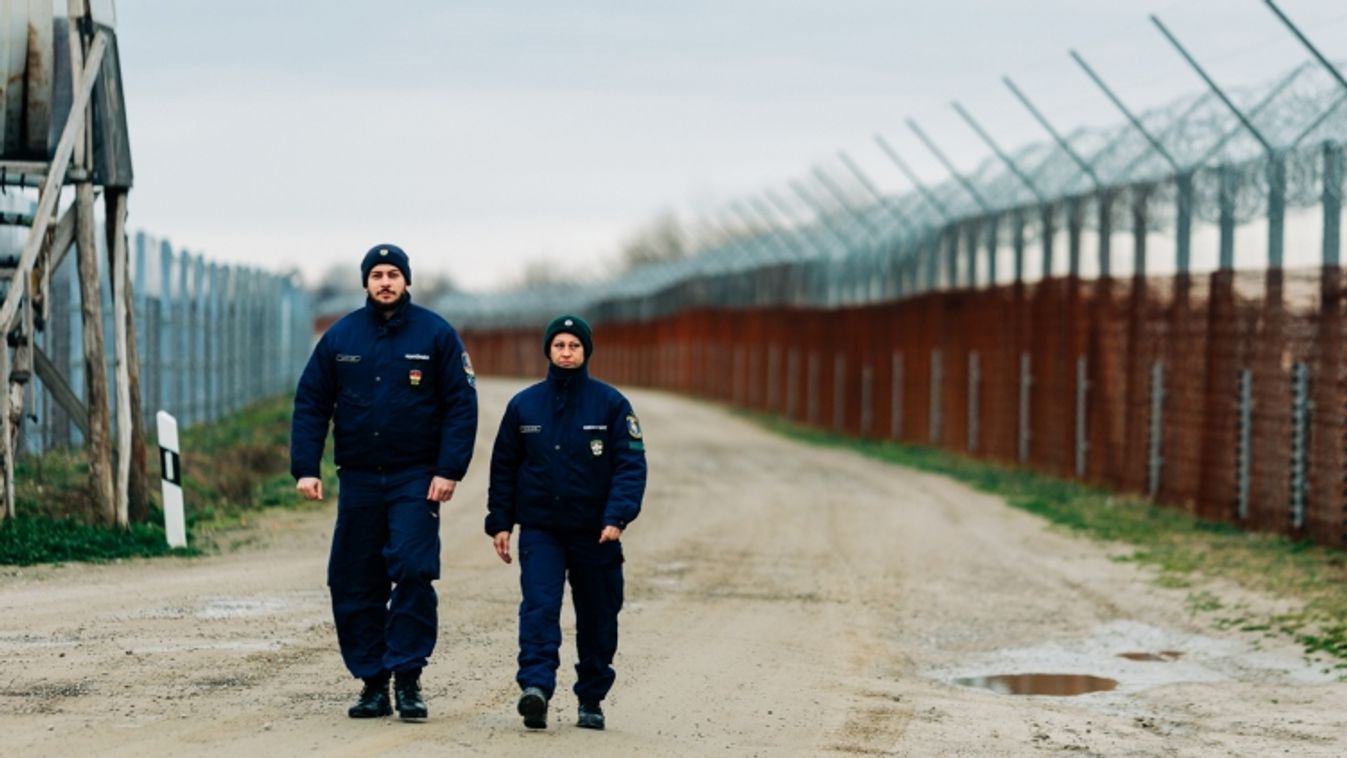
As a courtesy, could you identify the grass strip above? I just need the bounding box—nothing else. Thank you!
[1,396,331,566]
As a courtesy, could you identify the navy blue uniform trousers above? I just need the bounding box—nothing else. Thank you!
[328,468,440,679]
[517,527,624,702]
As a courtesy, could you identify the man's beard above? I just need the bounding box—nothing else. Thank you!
[373,291,404,312]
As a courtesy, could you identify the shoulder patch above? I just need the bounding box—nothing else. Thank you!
[626,414,642,440]
[462,352,476,387]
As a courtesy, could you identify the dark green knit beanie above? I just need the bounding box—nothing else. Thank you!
[543,314,593,360]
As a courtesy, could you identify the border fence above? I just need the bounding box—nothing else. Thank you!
[440,6,1347,548]
[17,221,312,456]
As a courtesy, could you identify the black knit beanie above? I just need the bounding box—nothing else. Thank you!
[360,244,411,286]
[543,314,593,360]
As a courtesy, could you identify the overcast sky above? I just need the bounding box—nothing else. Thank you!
[112,0,1347,291]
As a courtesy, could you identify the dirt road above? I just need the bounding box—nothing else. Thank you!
[2,378,1345,756]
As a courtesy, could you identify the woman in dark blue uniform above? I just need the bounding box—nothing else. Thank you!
[486,314,647,730]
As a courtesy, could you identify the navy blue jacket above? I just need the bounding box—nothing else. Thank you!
[290,296,478,481]
[485,363,646,535]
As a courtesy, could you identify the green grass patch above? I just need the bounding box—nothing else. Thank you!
[746,411,1347,665]
[0,515,189,565]
[2,396,333,566]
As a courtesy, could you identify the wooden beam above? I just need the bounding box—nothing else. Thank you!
[49,201,77,271]
[0,344,10,520]
[32,344,88,437]
[107,189,137,526]
[76,180,113,525]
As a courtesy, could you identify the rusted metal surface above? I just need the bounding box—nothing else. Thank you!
[0,0,55,159]
[463,265,1347,549]
[22,0,52,157]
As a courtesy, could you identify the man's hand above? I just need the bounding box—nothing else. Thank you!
[493,531,513,564]
[296,477,323,501]
[599,525,622,543]
[427,477,457,502]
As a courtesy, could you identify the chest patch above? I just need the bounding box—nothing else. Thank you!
[405,353,430,361]
[582,424,607,431]
[520,425,542,434]
[336,354,362,363]
[409,369,422,387]
[590,438,604,457]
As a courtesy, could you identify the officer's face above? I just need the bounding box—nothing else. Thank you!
[366,264,407,305]
[549,333,585,369]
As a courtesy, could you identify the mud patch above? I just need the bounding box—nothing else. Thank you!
[956,673,1118,696]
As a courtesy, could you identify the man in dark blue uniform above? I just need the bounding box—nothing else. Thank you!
[486,314,647,731]
[291,244,478,721]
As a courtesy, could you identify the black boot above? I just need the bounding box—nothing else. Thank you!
[517,686,548,729]
[394,671,428,720]
[348,675,392,718]
[577,700,605,730]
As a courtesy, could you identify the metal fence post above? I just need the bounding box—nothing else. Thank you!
[1018,352,1032,463]
[891,351,904,439]
[985,215,999,284]
[1290,361,1310,530]
[1236,368,1253,520]
[968,350,980,452]
[965,219,980,288]
[833,352,846,431]
[1269,153,1286,270]
[861,364,874,437]
[767,345,781,412]
[807,351,820,425]
[1176,172,1194,275]
[1041,205,1056,279]
[1148,361,1165,498]
[1068,199,1083,277]
[1075,355,1089,478]
[1013,210,1026,284]
[1324,142,1343,267]
[930,349,943,444]
[1219,165,1236,270]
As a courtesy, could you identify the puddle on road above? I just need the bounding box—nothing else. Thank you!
[1119,651,1184,662]
[956,673,1119,696]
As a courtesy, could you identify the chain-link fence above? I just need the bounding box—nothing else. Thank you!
[19,224,312,455]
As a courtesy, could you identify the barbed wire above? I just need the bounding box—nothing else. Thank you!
[437,56,1347,329]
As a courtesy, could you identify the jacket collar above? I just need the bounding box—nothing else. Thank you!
[547,361,589,391]
[364,292,412,329]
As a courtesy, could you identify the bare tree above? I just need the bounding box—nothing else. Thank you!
[412,271,458,303]
[509,257,582,289]
[617,210,688,271]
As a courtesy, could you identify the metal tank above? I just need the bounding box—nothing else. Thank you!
[0,0,55,160]
[0,0,127,185]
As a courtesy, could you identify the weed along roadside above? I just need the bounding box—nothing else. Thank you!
[745,410,1347,672]
[0,397,332,566]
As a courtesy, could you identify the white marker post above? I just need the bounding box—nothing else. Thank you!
[156,411,187,548]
